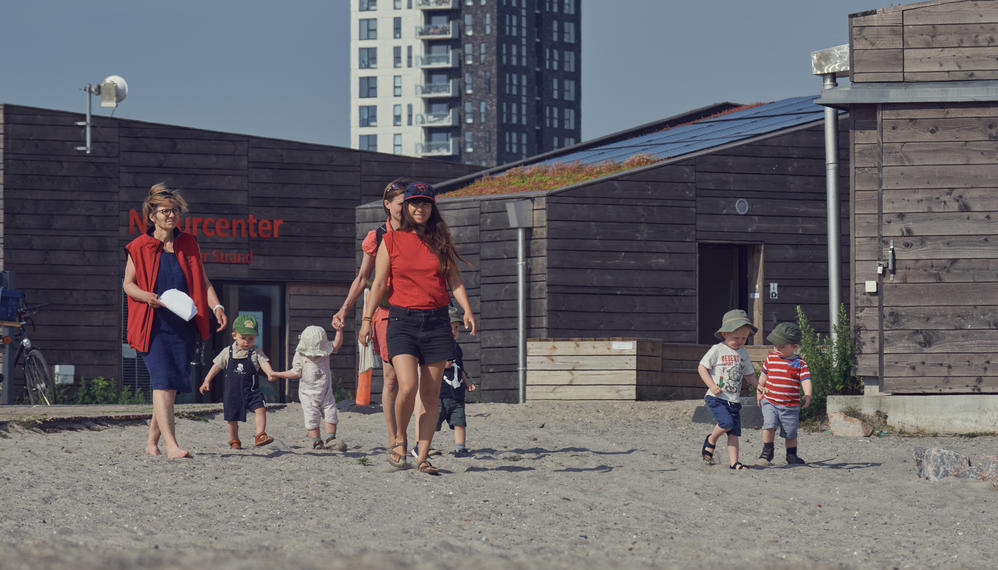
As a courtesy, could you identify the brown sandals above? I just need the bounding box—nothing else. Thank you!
[229,439,242,450]
[388,440,408,468]
[416,459,440,476]
[254,432,274,447]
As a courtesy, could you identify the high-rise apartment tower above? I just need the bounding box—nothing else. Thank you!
[349,0,581,167]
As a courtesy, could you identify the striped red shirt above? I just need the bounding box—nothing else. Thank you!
[760,352,810,407]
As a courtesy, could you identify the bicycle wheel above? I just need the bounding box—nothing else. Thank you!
[25,350,54,405]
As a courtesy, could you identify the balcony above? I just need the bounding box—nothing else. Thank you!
[416,80,457,98]
[416,51,457,69]
[416,22,457,39]
[416,109,458,127]
[416,139,456,156]
[415,0,454,9]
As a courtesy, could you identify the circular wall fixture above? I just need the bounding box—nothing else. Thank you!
[735,198,750,215]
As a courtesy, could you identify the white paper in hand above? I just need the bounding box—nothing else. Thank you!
[159,289,198,321]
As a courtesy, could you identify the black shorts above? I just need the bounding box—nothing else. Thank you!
[386,305,455,365]
[436,397,467,430]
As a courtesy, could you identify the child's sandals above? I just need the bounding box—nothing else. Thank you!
[416,459,440,476]
[388,440,408,469]
[254,432,274,447]
[701,435,716,465]
[228,439,242,450]
[311,437,324,450]
[325,435,347,452]
[730,462,750,471]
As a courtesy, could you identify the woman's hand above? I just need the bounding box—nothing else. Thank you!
[464,312,477,336]
[358,320,372,346]
[213,306,228,332]
[331,310,346,330]
[142,291,164,308]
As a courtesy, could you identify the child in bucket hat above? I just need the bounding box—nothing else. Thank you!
[199,313,280,449]
[698,309,767,471]
[756,322,812,466]
[270,326,347,451]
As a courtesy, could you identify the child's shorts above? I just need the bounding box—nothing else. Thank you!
[436,397,466,431]
[761,399,801,440]
[223,388,266,422]
[705,395,742,437]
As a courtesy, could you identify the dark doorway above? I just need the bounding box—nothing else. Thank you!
[698,244,752,345]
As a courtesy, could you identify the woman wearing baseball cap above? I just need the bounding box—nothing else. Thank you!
[359,181,476,475]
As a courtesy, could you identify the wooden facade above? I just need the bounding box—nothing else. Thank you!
[357,119,850,402]
[844,0,998,394]
[0,103,477,403]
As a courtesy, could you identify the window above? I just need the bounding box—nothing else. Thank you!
[552,106,560,128]
[564,0,574,14]
[521,102,526,125]
[465,101,473,123]
[393,75,402,96]
[393,46,402,68]
[485,130,491,152]
[465,0,473,4]
[511,43,518,66]
[480,101,486,123]
[359,47,377,69]
[360,0,376,10]
[465,43,473,65]
[553,135,560,148]
[552,20,558,40]
[501,43,507,65]
[464,72,472,94]
[393,17,402,39]
[407,45,412,67]
[545,106,551,127]
[485,71,491,93]
[359,134,377,151]
[564,79,576,101]
[564,50,576,72]
[564,21,575,43]
[552,77,559,99]
[564,108,575,130]
[394,0,401,8]
[511,101,518,123]
[485,13,492,34]
[359,76,377,98]
[465,131,474,152]
[393,134,402,155]
[393,104,402,126]
[480,42,486,64]
[359,19,377,40]
[407,103,413,126]
[464,13,473,35]
[359,105,377,127]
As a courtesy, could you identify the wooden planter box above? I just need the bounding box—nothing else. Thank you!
[526,338,771,401]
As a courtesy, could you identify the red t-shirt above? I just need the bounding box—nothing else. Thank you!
[384,231,449,309]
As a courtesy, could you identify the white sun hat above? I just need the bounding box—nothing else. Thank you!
[296,325,334,357]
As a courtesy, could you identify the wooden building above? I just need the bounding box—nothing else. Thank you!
[818,0,998,394]
[356,97,851,401]
[0,103,477,404]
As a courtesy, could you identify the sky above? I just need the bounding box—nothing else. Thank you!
[0,0,898,148]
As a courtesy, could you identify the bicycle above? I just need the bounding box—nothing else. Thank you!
[3,302,55,405]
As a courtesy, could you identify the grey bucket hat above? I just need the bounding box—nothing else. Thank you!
[767,322,802,345]
[714,309,758,340]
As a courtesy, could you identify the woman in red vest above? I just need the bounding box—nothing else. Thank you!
[123,184,227,459]
[359,181,476,475]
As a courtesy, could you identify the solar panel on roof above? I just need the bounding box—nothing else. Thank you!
[534,95,826,168]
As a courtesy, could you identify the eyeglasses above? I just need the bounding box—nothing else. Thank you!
[156,207,179,217]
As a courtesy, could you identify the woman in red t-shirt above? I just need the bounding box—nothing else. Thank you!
[332,179,408,453]
[359,181,476,475]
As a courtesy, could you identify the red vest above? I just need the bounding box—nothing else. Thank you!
[125,230,211,351]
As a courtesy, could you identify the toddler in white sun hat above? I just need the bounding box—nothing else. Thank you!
[270,325,347,450]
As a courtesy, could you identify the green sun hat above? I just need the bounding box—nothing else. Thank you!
[233,314,259,336]
[714,309,758,340]
[767,322,802,345]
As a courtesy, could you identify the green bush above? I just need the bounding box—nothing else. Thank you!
[796,304,861,421]
[56,376,148,405]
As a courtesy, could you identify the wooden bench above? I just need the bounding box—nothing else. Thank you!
[526,338,771,401]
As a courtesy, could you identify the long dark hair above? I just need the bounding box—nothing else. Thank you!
[399,201,470,276]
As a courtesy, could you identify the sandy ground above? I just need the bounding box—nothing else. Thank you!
[1,399,995,570]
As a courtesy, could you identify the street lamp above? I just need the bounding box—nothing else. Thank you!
[76,75,128,154]
[505,199,532,404]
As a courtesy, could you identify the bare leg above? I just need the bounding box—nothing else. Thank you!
[382,360,399,449]
[727,433,740,466]
[324,422,337,436]
[254,407,267,436]
[454,425,466,446]
[152,389,189,459]
[414,361,444,463]
[146,411,162,456]
[707,424,729,448]
[762,428,776,444]
[391,354,420,452]
[785,437,798,450]
[228,421,240,442]
[307,427,321,439]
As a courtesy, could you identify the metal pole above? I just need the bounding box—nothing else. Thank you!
[517,226,526,404]
[76,84,93,154]
[823,73,840,343]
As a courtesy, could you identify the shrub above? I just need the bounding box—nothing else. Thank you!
[56,376,149,405]
[796,304,861,422]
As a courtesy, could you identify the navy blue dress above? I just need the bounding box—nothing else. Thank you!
[140,252,195,393]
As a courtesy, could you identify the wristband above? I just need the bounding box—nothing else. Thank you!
[212,304,224,312]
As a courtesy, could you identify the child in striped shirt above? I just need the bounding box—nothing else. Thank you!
[757,322,812,465]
